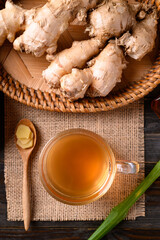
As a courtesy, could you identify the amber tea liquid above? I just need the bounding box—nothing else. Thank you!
[46,134,109,197]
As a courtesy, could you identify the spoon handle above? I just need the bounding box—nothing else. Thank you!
[23,160,30,231]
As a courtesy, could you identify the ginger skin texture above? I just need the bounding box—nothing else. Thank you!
[60,43,126,100]
[43,0,136,92]
[0,0,35,46]
[43,0,158,101]
[118,10,157,60]
[43,38,103,88]
[0,0,158,101]
[0,0,98,57]
[88,0,136,40]
[13,0,98,57]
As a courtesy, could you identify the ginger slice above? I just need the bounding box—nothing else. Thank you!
[16,124,32,139]
[18,132,33,145]
[16,124,33,149]
[17,139,33,149]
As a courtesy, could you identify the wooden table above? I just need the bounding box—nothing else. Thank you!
[0,86,160,240]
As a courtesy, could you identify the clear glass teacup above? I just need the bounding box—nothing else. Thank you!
[39,129,139,205]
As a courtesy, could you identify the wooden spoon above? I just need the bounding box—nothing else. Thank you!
[15,119,37,231]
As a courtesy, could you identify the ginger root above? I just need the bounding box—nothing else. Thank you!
[87,0,136,40]
[13,0,98,57]
[0,0,158,102]
[43,0,158,101]
[0,0,35,46]
[60,42,126,100]
[43,0,136,91]
[60,68,92,100]
[0,0,98,57]
[43,38,103,88]
[118,9,157,60]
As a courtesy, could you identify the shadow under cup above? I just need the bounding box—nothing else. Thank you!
[39,129,138,205]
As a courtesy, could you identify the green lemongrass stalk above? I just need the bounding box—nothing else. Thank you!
[88,160,160,240]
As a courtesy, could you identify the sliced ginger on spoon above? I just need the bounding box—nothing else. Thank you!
[16,124,33,149]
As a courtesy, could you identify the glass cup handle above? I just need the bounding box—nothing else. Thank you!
[116,160,139,174]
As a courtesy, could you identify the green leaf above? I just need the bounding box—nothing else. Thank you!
[88,160,160,240]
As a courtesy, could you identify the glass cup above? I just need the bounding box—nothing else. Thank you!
[39,129,139,205]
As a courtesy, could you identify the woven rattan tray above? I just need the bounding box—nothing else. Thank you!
[0,0,160,113]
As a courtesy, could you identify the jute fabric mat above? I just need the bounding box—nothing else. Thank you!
[4,96,145,221]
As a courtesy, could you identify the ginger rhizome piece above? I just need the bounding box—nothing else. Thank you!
[60,43,126,100]
[13,0,98,57]
[118,9,157,60]
[43,38,103,88]
[0,0,158,101]
[43,0,137,94]
[0,0,98,57]
[0,0,35,46]
[87,43,126,97]
[87,0,136,40]
[43,0,158,101]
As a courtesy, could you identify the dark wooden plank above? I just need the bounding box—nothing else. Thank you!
[0,0,5,9]
[0,84,160,239]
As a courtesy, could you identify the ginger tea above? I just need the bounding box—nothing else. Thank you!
[46,134,109,197]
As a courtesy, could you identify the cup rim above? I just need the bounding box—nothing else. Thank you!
[39,129,117,205]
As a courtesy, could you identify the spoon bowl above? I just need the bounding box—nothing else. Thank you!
[15,118,36,231]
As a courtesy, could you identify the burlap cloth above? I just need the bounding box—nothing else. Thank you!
[4,96,145,221]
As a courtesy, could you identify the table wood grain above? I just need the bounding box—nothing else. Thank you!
[0,86,160,240]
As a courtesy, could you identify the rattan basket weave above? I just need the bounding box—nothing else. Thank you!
[0,0,160,113]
